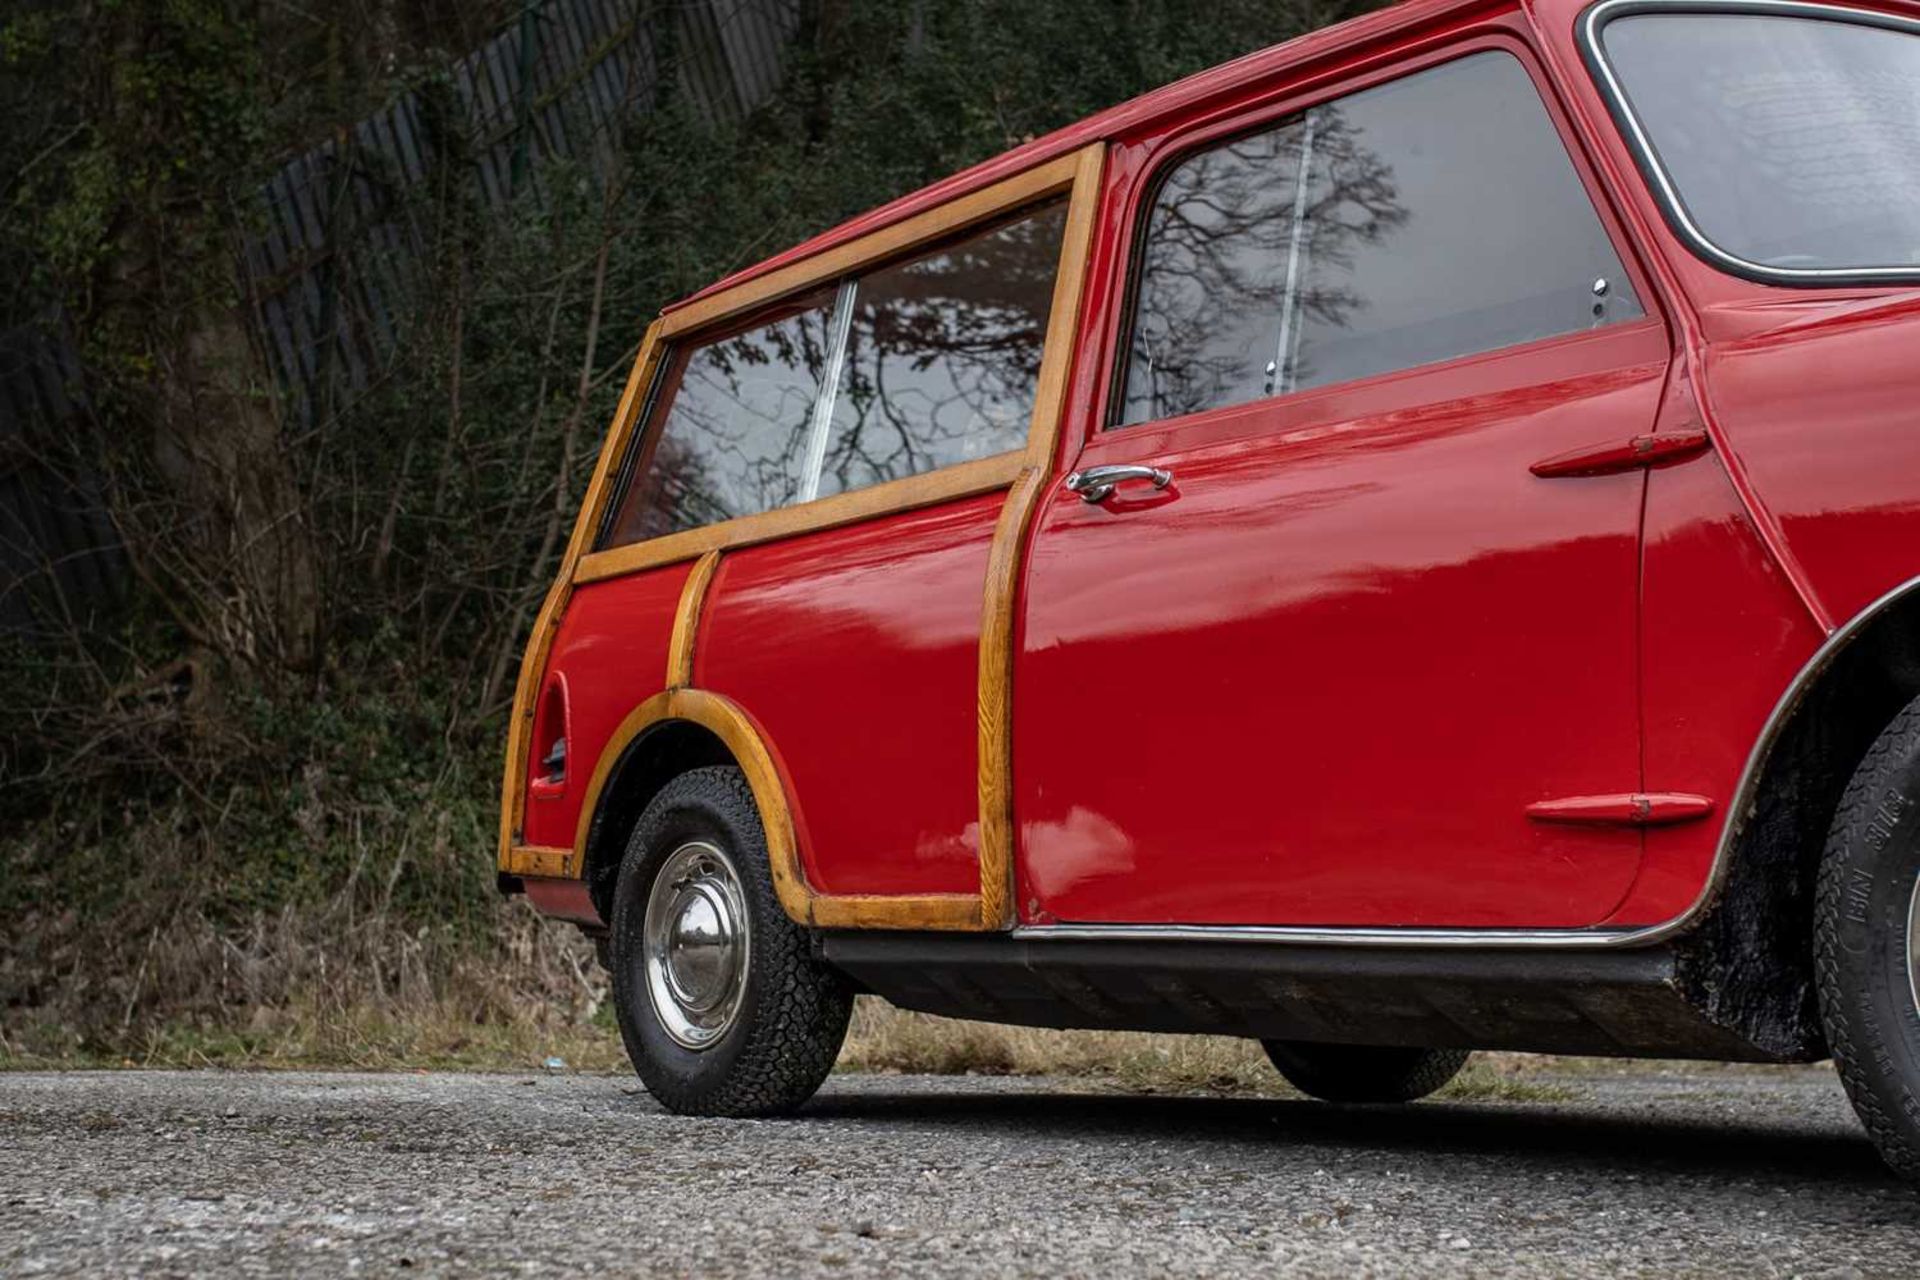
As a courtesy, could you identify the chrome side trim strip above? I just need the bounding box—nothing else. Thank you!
[1017,574,1920,950]
[1012,924,1644,949]
[1580,0,1920,288]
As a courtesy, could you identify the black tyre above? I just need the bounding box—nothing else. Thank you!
[1815,695,1920,1180]
[1262,1040,1470,1103]
[608,766,852,1116]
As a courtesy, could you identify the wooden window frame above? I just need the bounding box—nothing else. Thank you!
[572,145,1105,587]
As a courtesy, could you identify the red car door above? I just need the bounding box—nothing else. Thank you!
[1015,42,1672,929]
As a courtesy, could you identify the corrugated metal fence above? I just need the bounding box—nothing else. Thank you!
[0,0,803,633]
[247,0,802,424]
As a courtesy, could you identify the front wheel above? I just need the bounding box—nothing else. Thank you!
[1816,695,1920,1180]
[608,766,852,1116]
[1262,1040,1470,1103]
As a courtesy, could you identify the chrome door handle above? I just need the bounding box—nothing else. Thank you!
[1064,464,1173,503]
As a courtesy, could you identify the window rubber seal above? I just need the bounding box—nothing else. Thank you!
[1580,0,1920,288]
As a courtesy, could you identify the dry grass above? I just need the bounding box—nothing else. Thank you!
[836,1000,1579,1102]
[1,892,1602,1102]
[1,885,625,1072]
[4,965,1576,1105]
[838,1000,1277,1091]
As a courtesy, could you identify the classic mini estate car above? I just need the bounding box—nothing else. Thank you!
[499,0,1920,1177]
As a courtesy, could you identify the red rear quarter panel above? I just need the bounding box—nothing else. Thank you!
[1621,437,1824,924]
[696,494,1004,896]
[1702,296,1920,627]
[520,563,690,850]
[1608,298,1920,926]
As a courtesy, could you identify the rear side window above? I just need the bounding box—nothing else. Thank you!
[1116,51,1643,427]
[611,291,838,544]
[604,200,1067,547]
[819,204,1066,498]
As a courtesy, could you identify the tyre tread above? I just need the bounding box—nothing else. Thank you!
[613,766,851,1118]
[1814,699,1920,1179]
[1261,1041,1471,1104]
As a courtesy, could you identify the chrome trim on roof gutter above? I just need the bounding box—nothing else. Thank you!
[1580,0,1920,288]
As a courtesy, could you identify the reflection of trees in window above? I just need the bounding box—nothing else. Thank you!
[818,203,1066,496]
[603,203,1073,549]
[612,299,835,541]
[1283,109,1409,391]
[1119,107,1406,425]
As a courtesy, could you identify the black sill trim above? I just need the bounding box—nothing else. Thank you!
[1580,0,1920,289]
[817,930,1810,1062]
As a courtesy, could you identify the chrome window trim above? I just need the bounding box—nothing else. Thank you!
[1580,0,1920,288]
[796,279,860,504]
[1017,573,1920,950]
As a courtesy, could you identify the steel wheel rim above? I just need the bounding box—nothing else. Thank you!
[1908,871,1920,1026]
[642,841,749,1050]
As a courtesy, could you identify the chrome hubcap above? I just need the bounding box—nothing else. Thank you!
[1908,872,1920,1025]
[643,841,749,1050]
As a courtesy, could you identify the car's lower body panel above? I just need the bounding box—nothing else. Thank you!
[816,931,1811,1063]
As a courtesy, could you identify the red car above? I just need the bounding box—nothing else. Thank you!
[498,0,1920,1178]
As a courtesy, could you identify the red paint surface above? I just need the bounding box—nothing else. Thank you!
[524,0,1920,937]
[521,563,689,849]
[697,494,1004,896]
[1017,323,1670,928]
[1697,301,1920,629]
[1611,449,1819,925]
[522,876,604,928]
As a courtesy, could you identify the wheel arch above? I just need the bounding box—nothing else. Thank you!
[576,690,809,926]
[1675,575,1920,1056]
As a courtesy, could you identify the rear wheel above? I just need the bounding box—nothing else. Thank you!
[1815,695,1920,1181]
[1262,1040,1470,1103]
[608,766,852,1116]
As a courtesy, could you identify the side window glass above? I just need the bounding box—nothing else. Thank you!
[604,200,1067,548]
[1120,123,1310,423]
[605,292,836,545]
[818,203,1066,497]
[1117,51,1644,428]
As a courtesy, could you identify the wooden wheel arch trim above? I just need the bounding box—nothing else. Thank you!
[499,143,1108,930]
[552,688,980,930]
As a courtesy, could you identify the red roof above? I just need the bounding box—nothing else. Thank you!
[667,0,1505,313]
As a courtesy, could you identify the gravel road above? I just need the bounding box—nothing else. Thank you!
[1,1064,1914,1278]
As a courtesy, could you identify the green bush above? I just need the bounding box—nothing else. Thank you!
[0,0,1374,1053]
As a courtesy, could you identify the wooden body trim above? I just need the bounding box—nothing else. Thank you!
[972,142,1107,925]
[574,454,1024,584]
[532,688,985,929]
[666,149,1092,338]
[665,550,722,688]
[497,323,667,867]
[501,844,576,879]
[498,144,1108,930]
